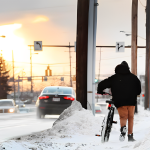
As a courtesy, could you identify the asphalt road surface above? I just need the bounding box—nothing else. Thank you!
[0,112,59,142]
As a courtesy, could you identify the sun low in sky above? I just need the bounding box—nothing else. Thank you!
[0,23,29,62]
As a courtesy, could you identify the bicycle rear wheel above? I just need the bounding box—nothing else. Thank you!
[101,109,114,143]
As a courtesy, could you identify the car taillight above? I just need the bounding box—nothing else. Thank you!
[63,97,75,101]
[40,107,45,109]
[39,96,49,100]
[96,110,101,113]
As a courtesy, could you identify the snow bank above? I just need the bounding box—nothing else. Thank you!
[52,100,83,126]
[51,100,103,136]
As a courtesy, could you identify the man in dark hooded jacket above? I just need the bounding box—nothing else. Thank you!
[97,61,141,142]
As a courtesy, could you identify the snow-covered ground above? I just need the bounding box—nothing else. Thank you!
[1,100,150,150]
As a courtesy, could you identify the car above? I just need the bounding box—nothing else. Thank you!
[0,99,19,113]
[15,100,25,108]
[24,99,32,104]
[95,104,102,113]
[36,86,76,118]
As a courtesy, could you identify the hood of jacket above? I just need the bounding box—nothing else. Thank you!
[115,64,130,74]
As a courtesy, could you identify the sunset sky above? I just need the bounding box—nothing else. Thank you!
[0,0,146,80]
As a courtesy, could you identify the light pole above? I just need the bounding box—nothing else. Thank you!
[30,46,38,93]
[22,69,26,94]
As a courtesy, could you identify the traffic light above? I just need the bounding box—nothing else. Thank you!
[28,77,31,82]
[44,77,47,81]
[61,77,64,81]
[95,79,98,83]
[42,76,47,82]
[45,66,52,76]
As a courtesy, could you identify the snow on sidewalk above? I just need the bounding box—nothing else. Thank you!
[1,100,150,150]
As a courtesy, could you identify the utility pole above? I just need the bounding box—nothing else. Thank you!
[132,0,138,113]
[145,0,150,110]
[131,0,138,75]
[12,50,16,101]
[30,46,33,93]
[18,75,20,102]
[76,0,89,109]
[22,69,24,94]
[69,42,72,87]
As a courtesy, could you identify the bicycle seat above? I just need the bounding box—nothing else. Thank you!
[106,100,114,104]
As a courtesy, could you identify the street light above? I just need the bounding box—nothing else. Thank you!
[0,35,5,38]
[120,31,146,40]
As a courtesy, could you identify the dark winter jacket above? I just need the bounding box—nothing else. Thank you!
[97,64,141,108]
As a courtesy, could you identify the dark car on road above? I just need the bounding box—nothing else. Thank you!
[36,86,76,118]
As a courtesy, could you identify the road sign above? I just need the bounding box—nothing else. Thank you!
[34,41,42,51]
[116,42,125,52]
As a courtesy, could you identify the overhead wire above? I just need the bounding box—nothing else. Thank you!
[139,0,146,7]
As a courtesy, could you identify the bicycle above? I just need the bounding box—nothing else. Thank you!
[100,93,117,143]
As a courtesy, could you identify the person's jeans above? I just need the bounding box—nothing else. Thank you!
[117,106,135,135]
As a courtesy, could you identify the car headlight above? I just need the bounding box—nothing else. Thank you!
[9,108,14,113]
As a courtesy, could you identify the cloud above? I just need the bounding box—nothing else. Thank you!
[32,15,49,23]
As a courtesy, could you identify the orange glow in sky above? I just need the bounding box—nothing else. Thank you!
[0,24,29,62]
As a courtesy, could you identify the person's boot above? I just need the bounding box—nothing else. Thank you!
[119,125,127,141]
[128,133,136,142]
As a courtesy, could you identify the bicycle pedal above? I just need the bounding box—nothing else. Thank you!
[95,134,101,137]
[112,121,117,124]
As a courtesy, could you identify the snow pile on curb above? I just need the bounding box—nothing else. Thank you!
[52,100,83,126]
[50,100,103,136]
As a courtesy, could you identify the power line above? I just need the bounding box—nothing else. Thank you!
[6,61,76,66]
[139,0,146,7]
[96,53,145,61]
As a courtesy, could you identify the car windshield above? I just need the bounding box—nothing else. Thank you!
[0,101,13,106]
[43,87,72,95]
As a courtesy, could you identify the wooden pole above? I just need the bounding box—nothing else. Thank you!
[132,0,138,113]
[145,0,150,109]
[12,50,16,101]
[76,0,89,109]
[131,0,138,75]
